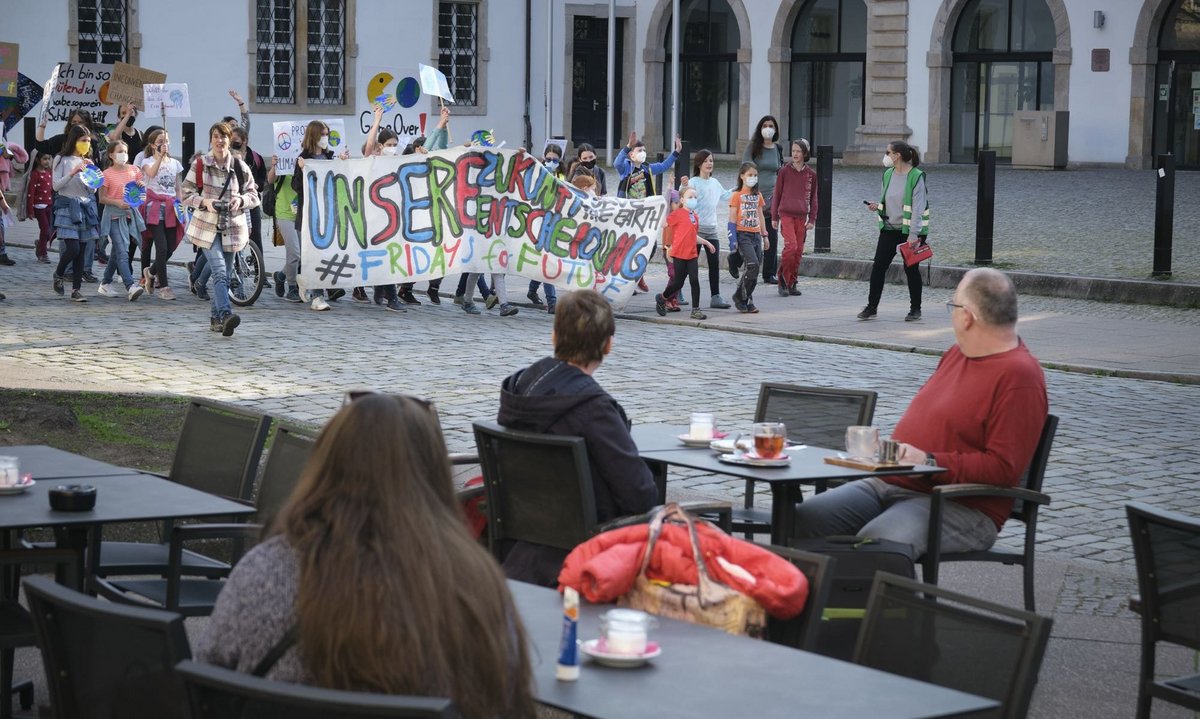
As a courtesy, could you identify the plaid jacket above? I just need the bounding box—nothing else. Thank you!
[181,153,260,251]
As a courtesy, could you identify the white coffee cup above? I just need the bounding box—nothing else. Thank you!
[689,412,715,440]
[845,426,880,461]
[0,457,19,488]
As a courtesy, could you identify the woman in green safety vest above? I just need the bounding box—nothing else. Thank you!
[857,141,929,322]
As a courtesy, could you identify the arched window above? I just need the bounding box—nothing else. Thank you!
[950,0,1055,163]
[788,0,866,156]
[663,0,739,154]
[1153,0,1200,168]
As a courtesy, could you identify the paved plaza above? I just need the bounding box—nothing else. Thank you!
[1,206,1199,716]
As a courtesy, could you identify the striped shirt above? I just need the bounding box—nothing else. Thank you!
[101,164,143,202]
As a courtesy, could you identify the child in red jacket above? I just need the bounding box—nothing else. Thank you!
[26,152,55,262]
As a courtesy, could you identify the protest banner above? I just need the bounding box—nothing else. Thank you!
[0,43,17,99]
[143,83,190,117]
[298,147,664,306]
[109,62,166,110]
[44,62,114,125]
[271,118,347,175]
[358,66,425,148]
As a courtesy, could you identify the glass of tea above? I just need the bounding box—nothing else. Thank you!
[752,422,786,459]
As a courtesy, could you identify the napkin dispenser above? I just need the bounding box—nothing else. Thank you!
[49,485,97,512]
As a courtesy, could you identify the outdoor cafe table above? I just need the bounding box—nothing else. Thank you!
[0,469,255,590]
[633,424,944,546]
[509,579,998,719]
[0,444,137,480]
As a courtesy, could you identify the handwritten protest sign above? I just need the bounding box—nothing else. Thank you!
[0,43,17,99]
[271,118,347,174]
[298,148,664,306]
[143,83,190,117]
[1,73,45,136]
[44,62,114,125]
[359,66,424,148]
[109,62,166,110]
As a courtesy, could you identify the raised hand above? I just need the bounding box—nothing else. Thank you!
[673,136,682,153]
[229,90,245,106]
[627,131,637,149]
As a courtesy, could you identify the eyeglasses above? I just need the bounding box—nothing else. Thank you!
[343,390,435,412]
[945,300,967,314]
[230,143,244,150]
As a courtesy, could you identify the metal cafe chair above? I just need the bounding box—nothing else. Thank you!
[177,660,457,718]
[1127,502,1200,719]
[855,572,1052,719]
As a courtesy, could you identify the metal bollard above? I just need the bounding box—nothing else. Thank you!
[1154,154,1174,277]
[182,122,195,164]
[814,144,832,253]
[975,150,996,265]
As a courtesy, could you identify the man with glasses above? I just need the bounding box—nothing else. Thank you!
[497,289,658,585]
[793,268,1048,555]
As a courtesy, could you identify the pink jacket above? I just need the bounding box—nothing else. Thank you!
[558,521,808,620]
[0,142,29,192]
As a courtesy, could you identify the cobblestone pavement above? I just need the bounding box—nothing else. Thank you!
[705,161,1200,281]
[1,243,1197,577]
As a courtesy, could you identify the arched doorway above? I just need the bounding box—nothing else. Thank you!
[1152,0,1200,168]
[788,0,867,156]
[949,0,1057,163]
[662,0,741,154]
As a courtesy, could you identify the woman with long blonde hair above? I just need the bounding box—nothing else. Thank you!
[198,394,536,719]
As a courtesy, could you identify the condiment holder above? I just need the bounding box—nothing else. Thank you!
[49,485,97,512]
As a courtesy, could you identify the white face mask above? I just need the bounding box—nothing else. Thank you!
[761,127,775,141]
[631,149,646,164]
[745,175,758,188]
[112,152,128,164]
[381,146,398,156]
[883,153,895,168]
[318,136,330,150]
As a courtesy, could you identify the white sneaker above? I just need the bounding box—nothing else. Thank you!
[127,284,145,301]
[310,296,330,311]
[96,283,121,298]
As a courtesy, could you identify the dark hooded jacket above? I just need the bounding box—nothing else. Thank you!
[497,357,658,584]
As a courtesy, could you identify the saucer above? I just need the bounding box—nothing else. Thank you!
[678,434,714,448]
[718,453,791,468]
[709,437,752,453]
[0,476,34,496]
[581,639,662,668]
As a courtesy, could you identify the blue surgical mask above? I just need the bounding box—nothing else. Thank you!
[545,159,559,171]
[684,198,698,210]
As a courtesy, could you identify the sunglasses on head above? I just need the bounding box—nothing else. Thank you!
[343,390,435,412]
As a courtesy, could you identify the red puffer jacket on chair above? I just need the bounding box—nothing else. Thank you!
[557,521,808,620]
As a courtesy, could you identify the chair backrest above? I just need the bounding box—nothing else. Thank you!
[176,660,459,718]
[854,573,1051,719]
[765,545,834,652]
[1127,502,1200,651]
[472,420,598,557]
[754,384,877,450]
[169,398,272,501]
[254,423,317,524]
[24,575,193,719]
[1009,414,1058,523]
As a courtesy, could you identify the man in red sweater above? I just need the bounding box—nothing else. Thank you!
[793,268,1048,554]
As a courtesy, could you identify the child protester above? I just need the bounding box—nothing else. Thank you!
[26,152,55,263]
[729,162,769,314]
[51,124,101,302]
[656,186,715,321]
[96,141,147,301]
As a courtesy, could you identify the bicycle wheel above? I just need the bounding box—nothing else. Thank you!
[228,242,265,307]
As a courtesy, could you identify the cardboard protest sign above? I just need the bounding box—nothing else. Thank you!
[359,66,425,149]
[298,148,664,306]
[418,63,454,103]
[271,118,347,175]
[109,62,166,110]
[0,43,18,99]
[143,83,190,117]
[0,73,43,137]
[44,62,114,125]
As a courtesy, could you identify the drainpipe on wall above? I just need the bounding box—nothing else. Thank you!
[524,0,533,150]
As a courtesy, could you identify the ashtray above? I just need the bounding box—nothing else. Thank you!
[49,485,97,511]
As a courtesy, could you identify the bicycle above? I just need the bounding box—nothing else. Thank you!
[228,241,265,307]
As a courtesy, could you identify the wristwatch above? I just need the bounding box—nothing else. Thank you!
[926,453,938,467]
